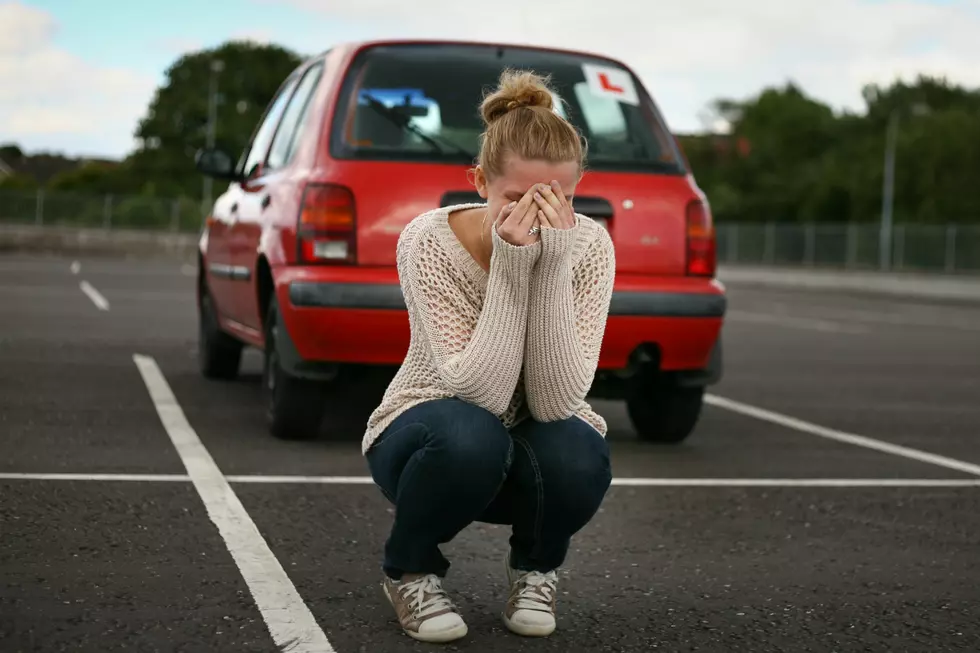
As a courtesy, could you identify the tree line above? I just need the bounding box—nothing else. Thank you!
[3,40,979,226]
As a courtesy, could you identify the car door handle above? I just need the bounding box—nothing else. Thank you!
[261,195,271,210]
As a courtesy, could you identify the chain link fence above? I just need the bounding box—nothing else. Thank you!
[715,223,980,274]
[3,188,980,274]
[0,188,204,233]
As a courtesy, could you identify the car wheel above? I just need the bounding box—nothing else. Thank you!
[263,294,326,441]
[198,285,243,380]
[625,374,704,444]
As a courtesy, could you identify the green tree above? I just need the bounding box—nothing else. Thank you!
[48,161,130,195]
[0,143,25,161]
[688,76,980,225]
[690,84,841,223]
[128,40,303,199]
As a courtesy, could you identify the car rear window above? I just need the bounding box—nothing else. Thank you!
[329,43,686,174]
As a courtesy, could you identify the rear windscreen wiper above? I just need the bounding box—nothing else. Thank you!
[362,95,474,161]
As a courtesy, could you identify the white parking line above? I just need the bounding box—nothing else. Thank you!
[762,301,980,334]
[727,309,867,334]
[706,394,980,477]
[70,261,81,275]
[0,473,188,482]
[227,475,980,488]
[79,281,109,311]
[133,354,336,653]
[3,472,979,488]
[227,475,374,484]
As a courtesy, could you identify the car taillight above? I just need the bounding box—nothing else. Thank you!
[297,183,356,264]
[685,199,716,277]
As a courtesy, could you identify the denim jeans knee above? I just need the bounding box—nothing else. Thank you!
[366,398,513,578]
[486,415,612,573]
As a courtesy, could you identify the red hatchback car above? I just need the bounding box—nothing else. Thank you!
[194,38,727,444]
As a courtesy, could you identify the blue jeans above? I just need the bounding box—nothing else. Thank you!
[366,398,613,580]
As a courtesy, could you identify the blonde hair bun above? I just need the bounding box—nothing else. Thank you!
[481,69,555,125]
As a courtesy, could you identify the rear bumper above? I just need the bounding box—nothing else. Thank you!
[289,280,727,318]
[276,267,726,379]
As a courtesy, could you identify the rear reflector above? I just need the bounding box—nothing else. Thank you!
[297,183,356,264]
[685,199,716,277]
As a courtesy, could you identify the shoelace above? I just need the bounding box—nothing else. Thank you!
[398,574,456,619]
[512,570,558,612]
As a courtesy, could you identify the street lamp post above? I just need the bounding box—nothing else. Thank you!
[202,58,225,212]
[879,110,899,271]
[879,103,929,271]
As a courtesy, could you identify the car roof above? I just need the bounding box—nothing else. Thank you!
[313,37,633,71]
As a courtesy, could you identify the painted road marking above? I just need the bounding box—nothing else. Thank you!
[0,473,189,482]
[742,301,980,334]
[3,472,980,488]
[726,309,867,334]
[79,281,109,311]
[133,354,336,653]
[70,261,81,275]
[706,394,980,477]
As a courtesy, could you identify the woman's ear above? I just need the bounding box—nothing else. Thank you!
[472,165,489,199]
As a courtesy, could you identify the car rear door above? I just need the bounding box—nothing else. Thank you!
[220,71,302,330]
[229,61,326,331]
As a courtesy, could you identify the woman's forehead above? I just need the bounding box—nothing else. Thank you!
[496,158,580,194]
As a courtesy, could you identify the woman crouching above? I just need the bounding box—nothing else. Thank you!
[361,68,616,643]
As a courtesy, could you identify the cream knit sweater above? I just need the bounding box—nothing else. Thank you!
[361,203,616,454]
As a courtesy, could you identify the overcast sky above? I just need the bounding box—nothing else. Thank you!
[3,0,979,159]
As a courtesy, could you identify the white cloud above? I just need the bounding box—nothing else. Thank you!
[4,0,978,159]
[0,1,157,158]
[156,37,206,55]
[274,0,980,132]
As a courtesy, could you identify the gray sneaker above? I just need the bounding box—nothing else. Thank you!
[503,558,558,637]
[382,574,468,643]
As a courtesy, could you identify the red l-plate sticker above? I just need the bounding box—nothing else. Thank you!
[581,63,640,105]
[598,72,624,94]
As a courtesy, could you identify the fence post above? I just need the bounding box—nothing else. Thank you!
[945,225,957,273]
[35,188,44,225]
[170,199,180,232]
[103,195,113,230]
[895,225,905,271]
[846,223,858,269]
[804,223,815,267]
[764,222,775,264]
[727,224,739,264]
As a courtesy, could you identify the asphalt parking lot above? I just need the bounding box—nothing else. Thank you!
[2,253,980,653]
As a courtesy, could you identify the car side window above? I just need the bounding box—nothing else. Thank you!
[266,63,324,171]
[238,74,301,179]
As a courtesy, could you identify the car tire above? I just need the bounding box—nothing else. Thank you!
[198,285,243,380]
[626,376,704,444]
[263,294,326,441]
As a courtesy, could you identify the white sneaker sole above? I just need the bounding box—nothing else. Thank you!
[502,612,556,637]
[383,582,469,643]
[406,622,468,644]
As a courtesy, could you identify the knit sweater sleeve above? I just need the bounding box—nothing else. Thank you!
[523,221,616,422]
[399,221,540,416]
